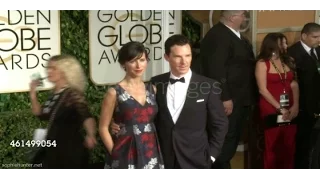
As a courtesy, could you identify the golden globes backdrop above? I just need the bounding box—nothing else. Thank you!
[88,10,182,85]
[0,10,61,93]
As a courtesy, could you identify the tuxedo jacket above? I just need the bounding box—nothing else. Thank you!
[287,42,320,117]
[200,22,258,106]
[309,128,320,168]
[150,72,228,169]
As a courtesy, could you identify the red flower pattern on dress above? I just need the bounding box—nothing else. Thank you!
[105,83,163,169]
[136,108,149,123]
[140,133,156,160]
[147,142,154,149]
[141,133,150,143]
[145,150,154,158]
[124,110,133,121]
[147,107,153,115]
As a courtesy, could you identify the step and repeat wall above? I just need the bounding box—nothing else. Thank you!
[89,10,182,85]
[0,10,182,93]
[1,10,319,92]
[0,10,60,93]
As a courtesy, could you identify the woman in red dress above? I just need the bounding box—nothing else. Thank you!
[255,33,299,168]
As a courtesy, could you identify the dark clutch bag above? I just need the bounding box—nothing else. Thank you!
[265,114,296,129]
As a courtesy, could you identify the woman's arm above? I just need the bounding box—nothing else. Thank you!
[68,89,97,149]
[290,80,299,108]
[99,87,117,154]
[289,80,300,120]
[83,117,97,149]
[255,61,281,110]
[289,57,299,108]
[30,94,41,115]
[29,80,41,116]
[83,117,96,137]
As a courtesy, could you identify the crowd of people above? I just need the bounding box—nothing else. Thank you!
[28,10,320,169]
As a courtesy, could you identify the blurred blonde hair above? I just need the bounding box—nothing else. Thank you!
[49,54,86,93]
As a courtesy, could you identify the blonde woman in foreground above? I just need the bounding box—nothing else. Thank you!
[29,55,97,169]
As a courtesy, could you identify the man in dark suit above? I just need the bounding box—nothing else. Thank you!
[111,35,228,169]
[150,35,228,169]
[287,22,320,169]
[200,10,257,169]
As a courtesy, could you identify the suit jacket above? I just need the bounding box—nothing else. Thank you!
[150,72,228,169]
[190,48,203,74]
[287,42,320,117]
[200,22,257,106]
[309,128,320,168]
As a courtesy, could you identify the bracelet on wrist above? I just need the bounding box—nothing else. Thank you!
[276,107,283,113]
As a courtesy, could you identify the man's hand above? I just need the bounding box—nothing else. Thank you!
[223,100,233,116]
[110,122,121,135]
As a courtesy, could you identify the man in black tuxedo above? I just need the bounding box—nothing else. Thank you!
[200,10,257,169]
[111,35,228,169]
[150,35,228,169]
[287,22,320,168]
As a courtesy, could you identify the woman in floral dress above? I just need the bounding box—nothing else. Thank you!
[99,41,164,169]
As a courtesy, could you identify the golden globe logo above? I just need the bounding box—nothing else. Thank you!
[0,10,52,70]
[96,10,163,65]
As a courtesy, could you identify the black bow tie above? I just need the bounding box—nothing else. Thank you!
[169,77,185,84]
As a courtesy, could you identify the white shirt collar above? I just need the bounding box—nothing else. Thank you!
[300,40,312,54]
[224,24,241,39]
[169,69,192,83]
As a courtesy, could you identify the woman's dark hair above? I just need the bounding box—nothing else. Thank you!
[118,41,149,65]
[278,33,288,53]
[257,33,281,61]
[278,33,288,44]
[257,33,297,80]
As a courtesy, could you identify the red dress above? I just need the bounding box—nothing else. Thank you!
[258,60,297,169]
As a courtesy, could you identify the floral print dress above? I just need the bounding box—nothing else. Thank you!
[104,83,164,169]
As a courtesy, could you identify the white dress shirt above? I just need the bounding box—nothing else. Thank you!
[300,40,319,59]
[167,69,191,124]
[166,69,215,163]
[224,24,241,39]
